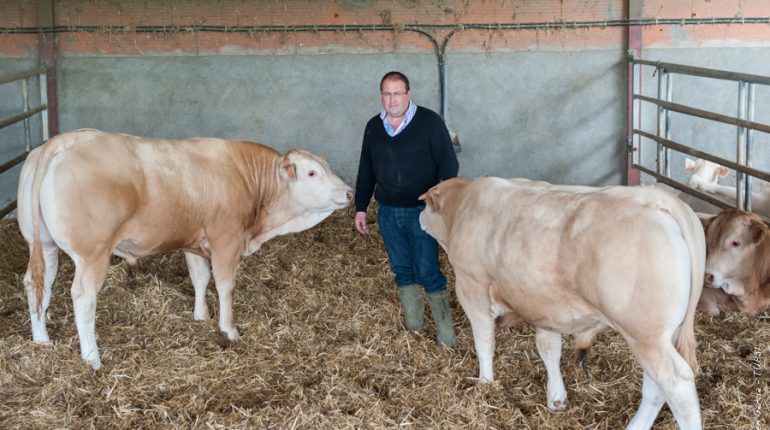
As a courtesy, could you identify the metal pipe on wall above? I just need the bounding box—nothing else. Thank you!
[37,0,58,137]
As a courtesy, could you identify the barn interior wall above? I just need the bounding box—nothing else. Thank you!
[2,0,770,208]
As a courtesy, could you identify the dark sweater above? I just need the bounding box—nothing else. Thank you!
[355,106,459,211]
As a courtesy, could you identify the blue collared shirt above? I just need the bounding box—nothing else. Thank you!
[380,101,417,137]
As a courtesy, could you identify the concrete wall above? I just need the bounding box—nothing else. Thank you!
[2,0,770,212]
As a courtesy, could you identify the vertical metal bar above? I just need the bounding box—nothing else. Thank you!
[629,57,641,174]
[38,0,58,137]
[22,77,32,151]
[40,69,49,143]
[656,65,665,176]
[745,83,756,211]
[736,81,747,210]
[626,0,643,186]
[664,71,673,178]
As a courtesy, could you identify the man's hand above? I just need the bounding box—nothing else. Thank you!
[354,211,369,234]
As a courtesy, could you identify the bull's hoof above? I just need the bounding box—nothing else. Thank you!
[193,308,211,321]
[548,399,568,412]
[85,357,102,371]
[32,338,52,346]
[216,328,241,348]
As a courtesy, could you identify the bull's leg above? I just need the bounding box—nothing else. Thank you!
[71,254,110,370]
[184,252,211,321]
[210,247,241,340]
[629,343,701,430]
[454,273,496,382]
[627,372,666,430]
[535,328,568,411]
[24,243,59,344]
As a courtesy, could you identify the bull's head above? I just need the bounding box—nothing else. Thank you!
[280,148,353,213]
[703,209,770,313]
[418,177,470,249]
[684,157,728,188]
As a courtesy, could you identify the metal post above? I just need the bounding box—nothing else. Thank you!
[38,0,58,137]
[629,56,642,175]
[40,68,49,143]
[664,71,673,178]
[736,81,747,210]
[744,83,756,211]
[656,65,666,176]
[22,77,32,151]
[626,0,643,186]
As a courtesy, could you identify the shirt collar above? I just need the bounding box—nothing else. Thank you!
[380,101,417,137]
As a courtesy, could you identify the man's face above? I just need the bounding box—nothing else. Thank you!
[380,79,411,119]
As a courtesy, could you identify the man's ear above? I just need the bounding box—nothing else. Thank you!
[280,156,296,181]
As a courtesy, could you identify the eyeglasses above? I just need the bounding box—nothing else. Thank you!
[381,91,408,98]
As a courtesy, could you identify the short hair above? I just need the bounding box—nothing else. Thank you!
[380,71,410,92]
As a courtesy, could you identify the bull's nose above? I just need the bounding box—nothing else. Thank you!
[346,190,354,201]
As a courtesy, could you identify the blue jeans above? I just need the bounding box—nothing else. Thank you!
[377,203,447,293]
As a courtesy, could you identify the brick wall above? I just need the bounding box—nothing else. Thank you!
[2,0,769,58]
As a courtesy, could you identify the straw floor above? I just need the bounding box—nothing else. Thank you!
[0,206,767,429]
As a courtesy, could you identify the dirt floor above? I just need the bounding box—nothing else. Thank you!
[0,206,767,429]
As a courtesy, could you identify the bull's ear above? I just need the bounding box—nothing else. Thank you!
[685,158,696,171]
[696,212,715,231]
[749,220,767,245]
[717,166,729,178]
[421,189,441,213]
[279,156,297,181]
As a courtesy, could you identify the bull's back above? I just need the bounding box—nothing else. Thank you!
[40,131,260,255]
[450,180,697,325]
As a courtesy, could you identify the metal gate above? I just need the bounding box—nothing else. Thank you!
[628,55,770,217]
[0,67,49,219]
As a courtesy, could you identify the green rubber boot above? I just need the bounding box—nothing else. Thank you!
[427,290,457,348]
[397,284,424,333]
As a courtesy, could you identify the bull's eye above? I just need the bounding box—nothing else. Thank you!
[731,240,741,247]
[308,170,316,177]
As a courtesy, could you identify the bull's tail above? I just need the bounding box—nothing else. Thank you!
[28,234,45,313]
[670,198,706,373]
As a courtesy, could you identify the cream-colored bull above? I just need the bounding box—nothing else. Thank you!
[419,177,704,430]
[701,209,770,314]
[18,129,353,369]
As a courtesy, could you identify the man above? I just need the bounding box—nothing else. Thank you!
[354,71,459,347]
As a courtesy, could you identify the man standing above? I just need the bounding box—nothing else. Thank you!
[354,71,459,347]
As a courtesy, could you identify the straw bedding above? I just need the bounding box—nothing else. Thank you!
[0,206,767,429]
